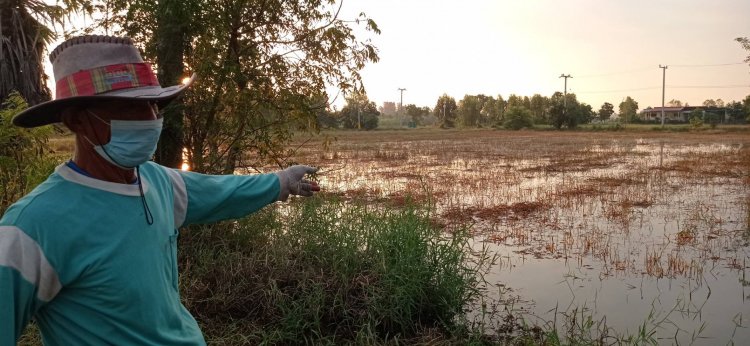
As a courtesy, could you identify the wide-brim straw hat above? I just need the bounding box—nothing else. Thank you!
[12,35,196,128]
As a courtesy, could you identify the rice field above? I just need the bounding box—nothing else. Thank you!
[287,128,750,344]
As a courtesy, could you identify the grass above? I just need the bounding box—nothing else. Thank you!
[177,195,495,344]
[176,194,700,345]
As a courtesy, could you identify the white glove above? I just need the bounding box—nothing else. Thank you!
[275,165,320,201]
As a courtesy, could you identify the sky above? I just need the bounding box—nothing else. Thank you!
[331,0,750,110]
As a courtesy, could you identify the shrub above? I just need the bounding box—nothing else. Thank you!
[689,115,704,129]
[178,196,488,344]
[503,106,534,130]
[0,92,56,214]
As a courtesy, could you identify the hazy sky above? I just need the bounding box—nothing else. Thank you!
[334,0,750,110]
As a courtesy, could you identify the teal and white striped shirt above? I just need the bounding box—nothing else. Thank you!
[0,162,280,345]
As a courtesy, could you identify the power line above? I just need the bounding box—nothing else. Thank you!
[574,84,748,94]
[575,66,654,79]
[576,86,661,94]
[670,62,745,68]
[668,84,749,89]
[573,62,744,79]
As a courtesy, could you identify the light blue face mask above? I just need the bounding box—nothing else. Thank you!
[86,111,164,169]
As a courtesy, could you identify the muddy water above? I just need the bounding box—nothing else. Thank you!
[294,130,750,344]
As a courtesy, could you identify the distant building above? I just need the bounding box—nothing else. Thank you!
[381,102,396,116]
[639,106,730,123]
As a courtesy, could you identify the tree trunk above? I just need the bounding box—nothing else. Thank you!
[153,0,187,168]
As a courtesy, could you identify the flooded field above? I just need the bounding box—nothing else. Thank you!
[290,129,750,344]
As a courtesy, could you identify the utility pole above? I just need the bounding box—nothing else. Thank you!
[398,88,406,123]
[357,107,361,130]
[659,65,668,127]
[559,74,572,107]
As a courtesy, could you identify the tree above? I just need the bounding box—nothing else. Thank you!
[0,0,90,106]
[503,106,533,130]
[577,102,594,125]
[737,37,750,67]
[529,94,548,124]
[339,92,378,130]
[495,95,507,123]
[457,94,483,127]
[548,92,584,129]
[548,92,566,129]
[506,94,524,109]
[479,97,497,127]
[481,94,507,126]
[619,96,639,123]
[404,104,429,126]
[522,96,531,110]
[703,99,717,107]
[316,107,339,129]
[433,94,457,128]
[598,102,615,121]
[98,0,380,173]
[725,101,744,123]
[99,0,198,168]
[667,99,683,107]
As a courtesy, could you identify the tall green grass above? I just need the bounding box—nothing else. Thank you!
[178,196,491,344]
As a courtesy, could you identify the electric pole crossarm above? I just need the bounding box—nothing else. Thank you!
[559,74,572,108]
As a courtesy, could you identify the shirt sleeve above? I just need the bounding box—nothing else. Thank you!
[0,226,61,345]
[165,169,281,226]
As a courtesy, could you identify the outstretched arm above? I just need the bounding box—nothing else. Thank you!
[168,165,320,226]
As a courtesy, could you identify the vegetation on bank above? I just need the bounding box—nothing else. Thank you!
[178,196,493,344]
[0,92,60,212]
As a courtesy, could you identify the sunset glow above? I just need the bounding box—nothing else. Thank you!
[335,0,750,110]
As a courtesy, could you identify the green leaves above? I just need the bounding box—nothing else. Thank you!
[503,106,533,130]
[339,92,379,130]
[181,0,380,172]
[434,94,457,128]
[619,96,639,123]
[179,196,484,343]
[736,37,750,66]
[90,0,380,172]
[0,92,54,213]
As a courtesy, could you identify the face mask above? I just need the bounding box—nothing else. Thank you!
[85,111,164,169]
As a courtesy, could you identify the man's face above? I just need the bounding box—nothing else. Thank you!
[89,100,159,121]
[82,100,160,143]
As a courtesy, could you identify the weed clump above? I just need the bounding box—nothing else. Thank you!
[178,196,487,344]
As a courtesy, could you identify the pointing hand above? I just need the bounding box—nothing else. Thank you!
[276,165,321,201]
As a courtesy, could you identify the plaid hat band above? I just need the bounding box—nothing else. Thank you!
[13,35,195,128]
[56,63,160,99]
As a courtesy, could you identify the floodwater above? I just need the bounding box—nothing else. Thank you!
[291,129,750,344]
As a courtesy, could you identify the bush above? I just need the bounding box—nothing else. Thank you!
[503,106,533,130]
[689,115,704,129]
[704,112,720,129]
[1,92,57,214]
[178,196,488,344]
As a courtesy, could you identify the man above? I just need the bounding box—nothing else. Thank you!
[0,35,319,345]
